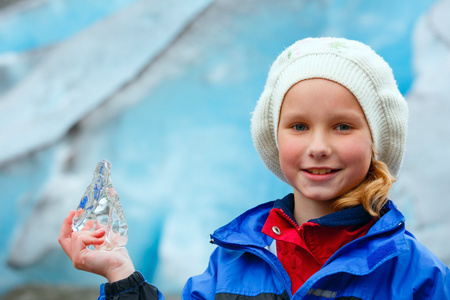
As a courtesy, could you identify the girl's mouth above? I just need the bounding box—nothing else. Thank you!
[304,168,340,175]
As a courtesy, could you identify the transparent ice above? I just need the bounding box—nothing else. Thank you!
[72,160,128,250]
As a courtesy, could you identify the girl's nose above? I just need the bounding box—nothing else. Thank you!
[307,132,332,159]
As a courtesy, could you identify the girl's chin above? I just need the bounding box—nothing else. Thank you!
[293,190,340,203]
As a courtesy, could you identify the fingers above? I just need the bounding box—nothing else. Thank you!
[57,213,134,279]
[74,230,105,248]
[58,211,125,277]
[59,210,75,237]
[58,210,76,256]
[71,229,105,252]
[59,210,106,259]
[90,228,106,238]
[71,230,105,271]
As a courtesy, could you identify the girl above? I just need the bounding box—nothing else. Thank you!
[59,37,450,299]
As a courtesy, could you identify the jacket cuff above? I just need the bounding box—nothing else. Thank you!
[104,271,146,296]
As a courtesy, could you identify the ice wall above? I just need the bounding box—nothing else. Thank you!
[0,0,213,165]
[0,0,445,297]
[392,0,450,264]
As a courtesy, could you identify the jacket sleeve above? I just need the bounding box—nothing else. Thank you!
[96,247,222,300]
[414,263,450,299]
[181,248,220,299]
[98,271,165,300]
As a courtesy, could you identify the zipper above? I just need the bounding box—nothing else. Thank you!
[211,236,293,299]
[276,209,299,229]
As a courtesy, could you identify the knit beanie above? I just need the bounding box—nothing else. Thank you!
[251,37,408,183]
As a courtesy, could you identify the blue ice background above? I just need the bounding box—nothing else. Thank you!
[0,0,438,296]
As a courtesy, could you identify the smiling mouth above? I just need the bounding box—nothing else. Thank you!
[304,168,339,175]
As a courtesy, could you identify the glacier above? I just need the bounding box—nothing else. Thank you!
[0,0,447,297]
[391,0,450,264]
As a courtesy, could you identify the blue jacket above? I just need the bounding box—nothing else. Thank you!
[100,198,450,299]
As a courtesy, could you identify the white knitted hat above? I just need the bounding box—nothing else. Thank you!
[251,37,408,183]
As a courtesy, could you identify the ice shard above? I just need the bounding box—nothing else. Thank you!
[72,160,128,250]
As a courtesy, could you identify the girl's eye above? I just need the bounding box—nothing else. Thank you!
[336,124,351,131]
[293,124,307,131]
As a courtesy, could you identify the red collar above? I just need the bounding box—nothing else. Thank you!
[261,195,376,294]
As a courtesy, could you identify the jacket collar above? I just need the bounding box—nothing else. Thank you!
[293,200,410,298]
[211,195,409,274]
[317,200,409,274]
[274,193,374,227]
[211,201,274,249]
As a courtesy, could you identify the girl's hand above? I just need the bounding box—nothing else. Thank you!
[58,210,136,283]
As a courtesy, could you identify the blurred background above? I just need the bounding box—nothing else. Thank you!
[1,0,449,299]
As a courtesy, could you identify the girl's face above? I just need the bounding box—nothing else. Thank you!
[277,79,372,209]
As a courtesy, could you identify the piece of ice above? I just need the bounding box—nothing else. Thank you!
[72,160,128,250]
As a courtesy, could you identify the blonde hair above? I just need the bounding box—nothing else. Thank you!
[330,153,396,217]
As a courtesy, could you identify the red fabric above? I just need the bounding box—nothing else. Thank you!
[261,208,376,294]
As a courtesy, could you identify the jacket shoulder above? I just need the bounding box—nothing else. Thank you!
[389,231,450,298]
[403,231,449,272]
[182,200,290,299]
[182,246,288,299]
